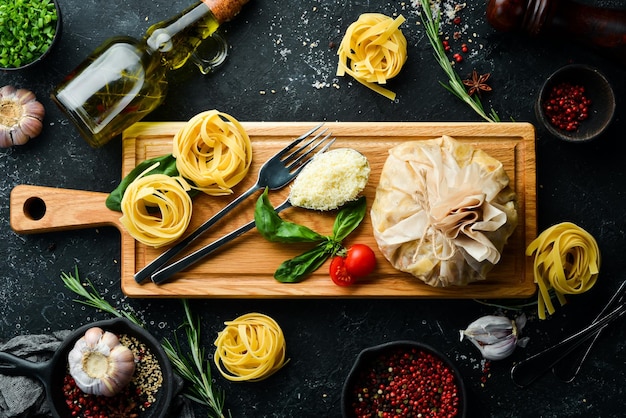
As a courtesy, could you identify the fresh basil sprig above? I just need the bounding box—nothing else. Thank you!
[255,190,325,243]
[106,154,198,212]
[274,242,334,283]
[254,189,367,283]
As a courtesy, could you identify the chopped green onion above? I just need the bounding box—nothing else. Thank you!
[0,0,58,68]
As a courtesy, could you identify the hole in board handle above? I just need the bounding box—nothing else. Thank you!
[23,197,47,221]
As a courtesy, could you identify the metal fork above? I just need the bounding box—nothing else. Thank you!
[134,123,332,283]
[510,290,626,387]
[551,279,626,382]
[151,134,336,284]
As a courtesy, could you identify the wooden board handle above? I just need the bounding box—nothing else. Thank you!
[10,185,121,234]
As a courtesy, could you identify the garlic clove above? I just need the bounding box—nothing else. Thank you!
[473,334,518,360]
[82,326,105,346]
[460,314,528,360]
[68,326,136,397]
[0,85,45,147]
[459,315,514,344]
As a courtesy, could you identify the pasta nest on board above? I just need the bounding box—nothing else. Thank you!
[173,110,253,195]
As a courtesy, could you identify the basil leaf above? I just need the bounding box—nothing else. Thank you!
[106,154,182,212]
[254,189,324,243]
[274,242,331,283]
[332,196,367,241]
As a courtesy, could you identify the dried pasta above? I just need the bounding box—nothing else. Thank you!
[526,222,600,319]
[213,313,287,382]
[120,167,193,248]
[337,13,407,100]
[173,110,252,195]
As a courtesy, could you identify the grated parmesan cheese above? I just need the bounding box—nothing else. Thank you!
[289,148,370,211]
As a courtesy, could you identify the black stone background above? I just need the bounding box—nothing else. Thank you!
[1,0,625,417]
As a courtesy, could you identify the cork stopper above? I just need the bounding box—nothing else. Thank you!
[203,0,250,24]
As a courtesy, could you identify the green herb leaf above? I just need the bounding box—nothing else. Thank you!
[106,154,192,212]
[60,266,142,325]
[274,242,332,283]
[162,300,228,418]
[332,196,366,242]
[254,189,325,243]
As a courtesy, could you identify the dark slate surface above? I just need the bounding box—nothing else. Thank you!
[1,0,625,417]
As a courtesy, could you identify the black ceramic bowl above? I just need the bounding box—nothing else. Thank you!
[0,0,62,71]
[535,64,615,142]
[342,340,467,418]
[0,318,174,418]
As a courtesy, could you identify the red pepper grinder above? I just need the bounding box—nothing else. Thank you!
[486,0,626,66]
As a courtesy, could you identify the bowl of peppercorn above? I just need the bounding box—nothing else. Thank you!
[0,0,62,70]
[341,340,467,418]
[536,64,615,142]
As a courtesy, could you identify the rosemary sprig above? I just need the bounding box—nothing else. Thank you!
[162,301,228,418]
[60,267,228,418]
[60,265,142,325]
[418,0,501,122]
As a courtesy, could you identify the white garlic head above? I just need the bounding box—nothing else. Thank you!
[0,85,45,147]
[68,327,136,397]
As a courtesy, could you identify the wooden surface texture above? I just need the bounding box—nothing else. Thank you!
[11,121,537,298]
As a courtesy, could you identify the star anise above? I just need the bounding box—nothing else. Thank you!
[463,70,492,97]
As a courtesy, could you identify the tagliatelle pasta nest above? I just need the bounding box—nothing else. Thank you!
[336,13,407,100]
[120,169,193,248]
[526,222,600,319]
[213,313,288,382]
[173,110,252,195]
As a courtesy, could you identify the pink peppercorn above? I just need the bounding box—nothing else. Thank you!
[543,82,592,132]
[347,347,461,418]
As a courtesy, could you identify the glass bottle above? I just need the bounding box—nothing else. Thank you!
[52,0,249,148]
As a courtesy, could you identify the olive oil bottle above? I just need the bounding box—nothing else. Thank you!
[52,0,249,148]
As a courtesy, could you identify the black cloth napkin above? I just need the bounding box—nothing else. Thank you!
[0,332,194,418]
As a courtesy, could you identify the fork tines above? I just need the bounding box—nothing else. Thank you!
[283,129,335,174]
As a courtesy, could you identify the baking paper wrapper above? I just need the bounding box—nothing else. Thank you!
[371,136,518,287]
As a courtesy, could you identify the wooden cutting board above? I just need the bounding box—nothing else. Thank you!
[10,121,537,299]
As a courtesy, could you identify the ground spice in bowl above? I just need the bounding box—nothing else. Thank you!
[63,334,164,417]
[342,341,466,418]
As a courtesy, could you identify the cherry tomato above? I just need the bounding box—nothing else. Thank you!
[344,244,376,278]
[329,244,376,286]
[329,256,355,286]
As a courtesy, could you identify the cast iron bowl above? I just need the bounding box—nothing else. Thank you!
[0,317,174,418]
[342,340,467,418]
[0,0,62,71]
[535,64,615,142]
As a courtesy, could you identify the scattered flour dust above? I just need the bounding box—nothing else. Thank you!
[264,1,482,94]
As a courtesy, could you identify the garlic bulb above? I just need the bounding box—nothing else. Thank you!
[460,314,529,360]
[0,85,45,147]
[68,327,136,397]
